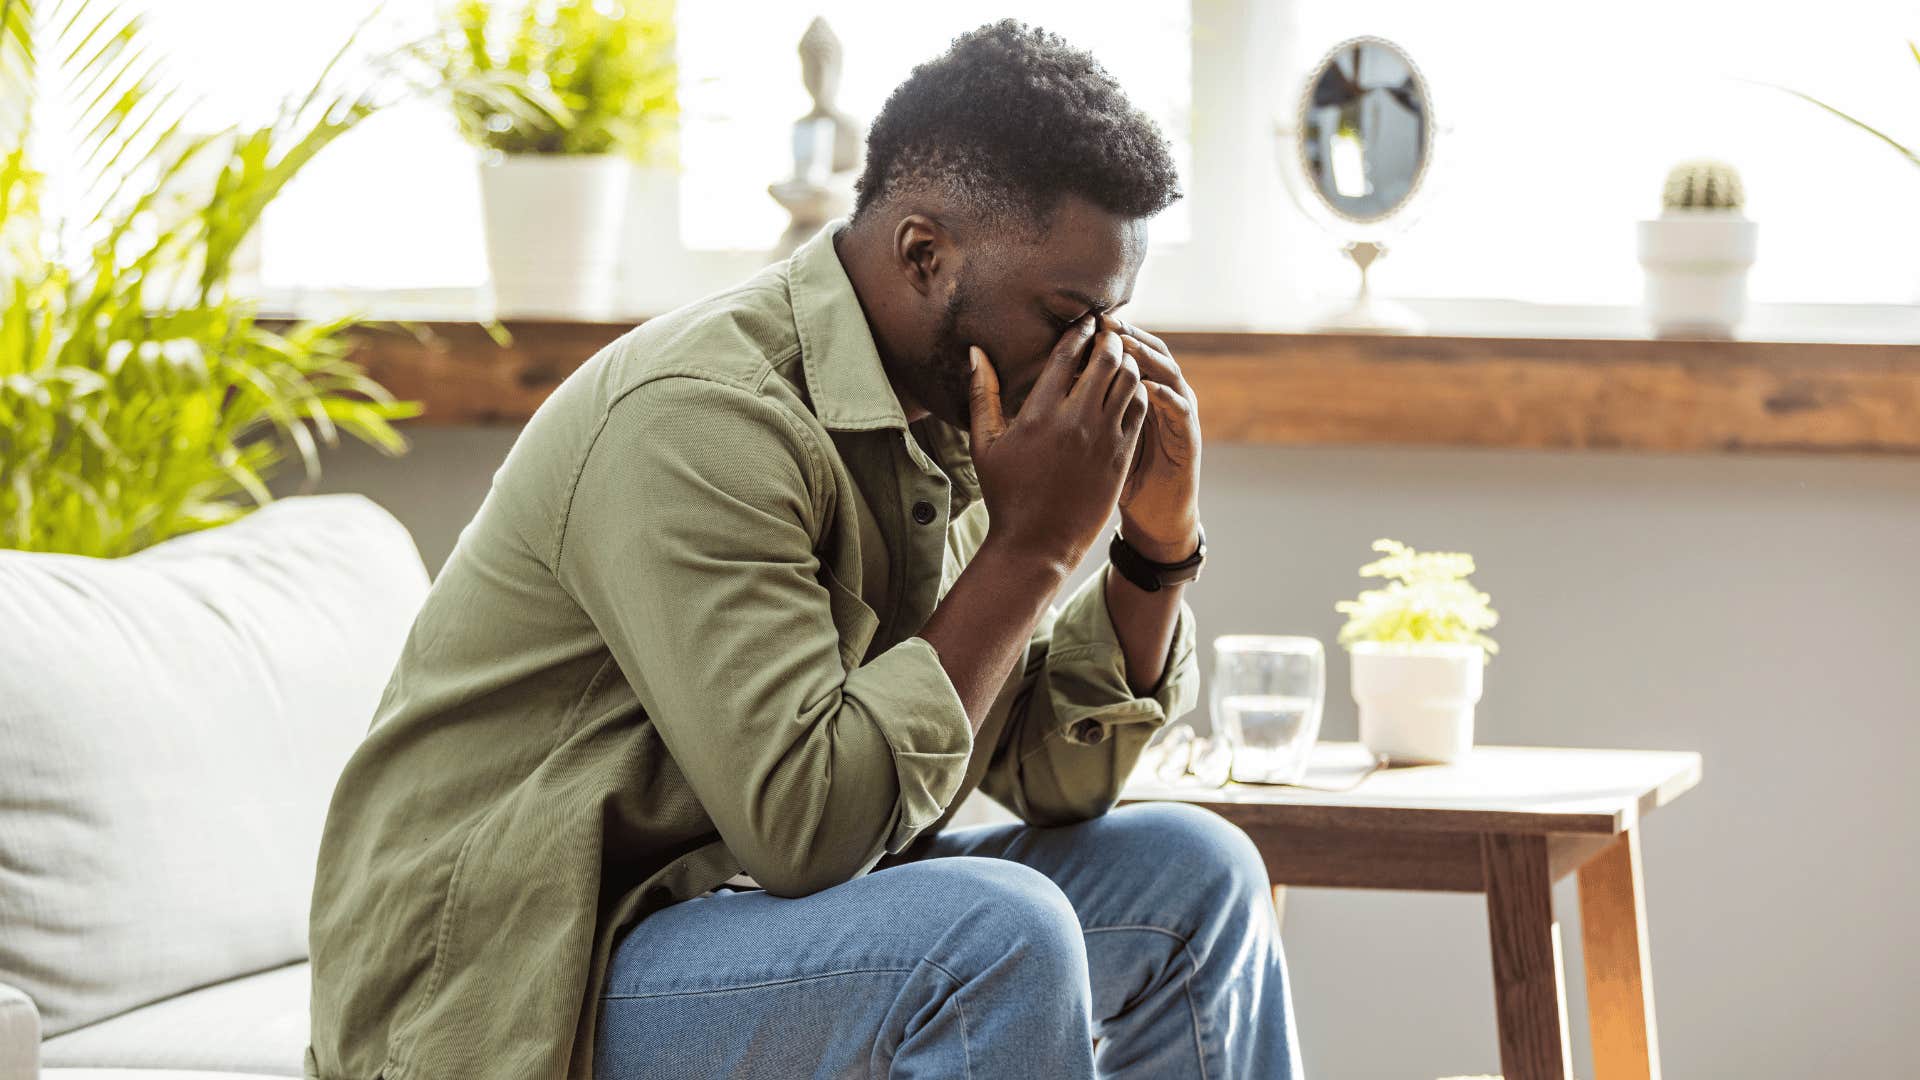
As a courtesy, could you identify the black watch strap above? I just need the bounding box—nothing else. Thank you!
[1107,524,1206,593]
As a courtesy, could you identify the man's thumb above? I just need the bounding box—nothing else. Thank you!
[968,346,1005,447]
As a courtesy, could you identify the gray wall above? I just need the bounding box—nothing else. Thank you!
[286,430,1920,1080]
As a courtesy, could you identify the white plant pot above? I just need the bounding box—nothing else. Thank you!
[1636,211,1758,338]
[478,153,631,318]
[1350,641,1485,765]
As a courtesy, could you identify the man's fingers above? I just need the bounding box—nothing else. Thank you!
[1105,349,1142,414]
[1119,333,1196,412]
[1115,316,1171,358]
[1119,383,1150,464]
[968,346,1005,448]
[1067,325,1126,409]
[1141,379,1199,463]
[1027,314,1099,410]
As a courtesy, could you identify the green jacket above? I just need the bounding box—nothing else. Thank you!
[305,220,1200,1080]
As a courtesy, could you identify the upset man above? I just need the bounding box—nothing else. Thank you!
[307,20,1301,1080]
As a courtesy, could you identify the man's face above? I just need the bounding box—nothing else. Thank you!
[919,196,1148,429]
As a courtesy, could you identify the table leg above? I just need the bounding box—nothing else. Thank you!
[1481,833,1574,1080]
[1577,828,1662,1080]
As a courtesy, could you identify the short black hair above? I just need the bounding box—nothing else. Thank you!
[852,20,1182,230]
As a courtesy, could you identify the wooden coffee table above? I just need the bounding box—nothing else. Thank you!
[1118,742,1702,1080]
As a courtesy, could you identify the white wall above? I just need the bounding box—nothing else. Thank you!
[284,431,1920,1079]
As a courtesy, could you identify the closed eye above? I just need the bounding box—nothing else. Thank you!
[1045,308,1089,331]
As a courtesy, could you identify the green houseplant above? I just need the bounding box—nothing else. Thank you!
[0,0,421,557]
[1780,43,1919,175]
[1335,539,1499,764]
[431,0,679,317]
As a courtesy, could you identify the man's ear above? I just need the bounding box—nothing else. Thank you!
[890,213,955,299]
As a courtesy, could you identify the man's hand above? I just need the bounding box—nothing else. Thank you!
[919,316,1149,736]
[1103,315,1202,563]
[969,315,1151,572]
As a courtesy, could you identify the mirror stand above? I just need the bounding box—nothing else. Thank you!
[1314,240,1424,334]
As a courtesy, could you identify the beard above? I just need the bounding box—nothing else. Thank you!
[905,282,979,430]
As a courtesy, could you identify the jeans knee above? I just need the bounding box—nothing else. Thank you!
[898,857,1086,972]
[1116,801,1272,911]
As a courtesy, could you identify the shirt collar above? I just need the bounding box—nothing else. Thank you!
[789,218,906,433]
[788,219,981,509]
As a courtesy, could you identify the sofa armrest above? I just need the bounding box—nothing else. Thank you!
[0,982,37,1080]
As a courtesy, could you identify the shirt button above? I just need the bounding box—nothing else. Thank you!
[911,499,937,525]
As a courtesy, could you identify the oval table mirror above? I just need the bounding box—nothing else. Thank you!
[1275,35,1439,333]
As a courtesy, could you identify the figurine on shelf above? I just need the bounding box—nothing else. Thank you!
[768,17,863,258]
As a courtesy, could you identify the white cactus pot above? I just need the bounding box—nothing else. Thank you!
[1350,641,1485,765]
[1636,211,1758,338]
[478,153,631,318]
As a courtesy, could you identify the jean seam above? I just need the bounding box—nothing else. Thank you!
[599,956,977,1078]
[602,965,918,1001]
[1083,923,1210,1080]
[919,957,976,1080]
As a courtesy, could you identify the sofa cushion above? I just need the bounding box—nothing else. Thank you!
[1,981,38,1080]
[0,495,428,1036]
[40,963,307,1076]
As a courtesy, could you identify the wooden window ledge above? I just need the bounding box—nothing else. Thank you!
[331,319,1920,455]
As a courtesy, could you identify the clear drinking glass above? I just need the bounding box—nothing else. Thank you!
[1210,635,1326,784]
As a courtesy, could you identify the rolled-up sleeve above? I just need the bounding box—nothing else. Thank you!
[979,562,1200,826]
[555,375,972,897]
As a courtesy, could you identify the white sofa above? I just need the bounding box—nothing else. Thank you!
[0,489,1024,1080]
[0,495,430,1080]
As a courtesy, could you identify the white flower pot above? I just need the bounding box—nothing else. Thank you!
[1350,641,1485,765]
[478,153,631,318]
[1636,211,1758,338]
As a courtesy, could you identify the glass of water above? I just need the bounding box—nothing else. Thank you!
[1210,635,1325,785]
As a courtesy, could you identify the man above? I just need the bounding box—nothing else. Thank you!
[307,19,1301,1080]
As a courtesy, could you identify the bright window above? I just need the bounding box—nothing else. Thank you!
[1283,0,1920,304]
[675,2,1192,251]
[107,1,1920,313]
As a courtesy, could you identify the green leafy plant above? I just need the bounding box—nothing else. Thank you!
[434,0,678,160]
[1778,42,1919,173]
[0,0,423,557]
[1334,538,1500,657]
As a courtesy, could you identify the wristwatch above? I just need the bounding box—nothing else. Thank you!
[1107,524,1207,592]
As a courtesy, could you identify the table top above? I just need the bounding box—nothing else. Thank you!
[1117,742,1703,835]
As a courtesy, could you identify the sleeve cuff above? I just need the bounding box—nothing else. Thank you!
[1043,563,1201,747]
[842,634,974,852]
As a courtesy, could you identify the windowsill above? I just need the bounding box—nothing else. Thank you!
[279,303,1920,455]
[254,283,1920,345]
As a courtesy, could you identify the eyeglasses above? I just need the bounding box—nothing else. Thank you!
[1134,720,1392,793]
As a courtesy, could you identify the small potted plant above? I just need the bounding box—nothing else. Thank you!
[1636,159,1758,338]
[433,0,678,318]
[1334,539,1499,765]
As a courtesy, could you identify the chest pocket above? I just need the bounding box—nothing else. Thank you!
[819,561,880,670]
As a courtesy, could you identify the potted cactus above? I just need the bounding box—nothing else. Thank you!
[1637,159,1758,338]
[1335,539,1499,765]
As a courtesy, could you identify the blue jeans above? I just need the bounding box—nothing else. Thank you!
[595,801,1303,1078]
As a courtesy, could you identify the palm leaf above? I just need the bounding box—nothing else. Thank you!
[0,0,423,557]
[1771,42,1920,172]
[1779,87,1920,169]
